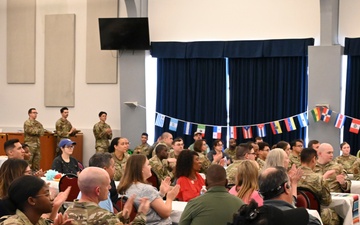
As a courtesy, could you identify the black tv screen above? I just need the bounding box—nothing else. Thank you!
[99,17,150,50]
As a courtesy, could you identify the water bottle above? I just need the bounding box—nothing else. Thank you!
[200,185,207,195]
[223,156,227,167]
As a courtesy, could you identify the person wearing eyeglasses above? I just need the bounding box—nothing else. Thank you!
[226,144,256,185]
[207,139,232,166]
[288,139,304,169]
[259,166,321,225]
[51,139,81,175]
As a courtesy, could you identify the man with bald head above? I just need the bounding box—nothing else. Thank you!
[65,167,148,224]
[314,143,351,193]
[179,164,244,225]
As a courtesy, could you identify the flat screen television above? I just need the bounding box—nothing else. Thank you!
[98,17,150,50]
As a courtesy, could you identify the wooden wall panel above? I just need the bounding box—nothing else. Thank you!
[86,0,118,84]
[44,14,75,107]
[7,0,36,83]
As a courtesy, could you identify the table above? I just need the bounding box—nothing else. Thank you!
[171,201,187,225]
[330,193,360,225]
[0,155,8,168]
[308,209,323,225]
[351,181,360,195]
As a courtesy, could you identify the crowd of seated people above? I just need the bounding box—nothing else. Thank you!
[1,132,359,225]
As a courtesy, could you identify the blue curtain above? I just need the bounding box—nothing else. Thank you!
[151,39,313,147]
[152,41,227,147]
[343,38,360,155]
[227,39,313,145]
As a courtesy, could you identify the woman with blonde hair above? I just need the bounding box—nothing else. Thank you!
[229,160,263,206]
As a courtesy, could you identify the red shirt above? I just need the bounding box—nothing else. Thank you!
[176,172,205,202]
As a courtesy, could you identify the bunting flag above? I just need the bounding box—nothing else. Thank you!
[155,113,165,127]
[284,117,297,132]
[349,119,360,134]
[334,114,346,129]
[230,126,237,139]
[311,107,321,122]
[321,107,332,123]
[297,113,309,128]
[212,126,222,139]
[256,124,266,137]
[169,118,178,131]
[270,121,282,134]
[183,122,192,135]
[242,126,253,139]
[197,124,206,137]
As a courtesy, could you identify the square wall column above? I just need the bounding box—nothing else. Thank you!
[308,45,343,156]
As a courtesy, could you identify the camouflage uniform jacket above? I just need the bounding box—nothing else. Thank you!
[112,152,129,181]
[149,155,174,182]
[65,200,146,225]
[314,161,351,193]
[55,118,73,140]
[256,158,265,171]
[224,148,236,161]
[168,149,179,160]
[23,119,45,145]
[226,160,243,185]
[288,153,301,169]
[298,166,332,206]
[198,152,211,174]
[93,121,112,150]
[133,143,150,155]
[334,154,358,173]
[352,159,360,180]
[0,209,51,225]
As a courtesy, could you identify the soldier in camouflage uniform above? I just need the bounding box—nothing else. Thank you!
[298,148,341,225]
[65,167,147,225]
[133,132,150,155]
[93,111,112,153]
[314,143,351,193]
[257,142,270,171]
[288,139,303,169]
[109,137,130,181]
[168,137,184,159]
[224,138,237,161]
[23,108,46,171]
[334,142,358,173]
[226,143,255,184]
[193,140,214,174]
[55,107,77,154]
[149,143,175,182]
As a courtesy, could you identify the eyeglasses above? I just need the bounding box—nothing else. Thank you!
[65,145,75,149]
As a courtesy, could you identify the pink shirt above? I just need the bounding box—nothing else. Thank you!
[229,186,263,206]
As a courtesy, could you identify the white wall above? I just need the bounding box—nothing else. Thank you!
[149,0,320,43]
[339,0,360,45]
[0,0,121,165]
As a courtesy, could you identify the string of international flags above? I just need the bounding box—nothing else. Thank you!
[154,106,360,139]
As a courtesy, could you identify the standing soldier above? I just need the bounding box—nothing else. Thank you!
[93,111,112,153]
[55,107,77,147]
[24,108,46,171]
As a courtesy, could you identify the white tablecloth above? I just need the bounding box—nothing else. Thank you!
[170,201,187,225]
[0,155,8,168]
[308,209,323,225]
[330,193,360,225]
[351,180,360,195]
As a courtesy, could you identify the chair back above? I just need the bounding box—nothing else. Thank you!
[115,196,137,221]
[58,173,80,201]
[296,190,310,208]
[297,187,321,213]
[147,169,160,190]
